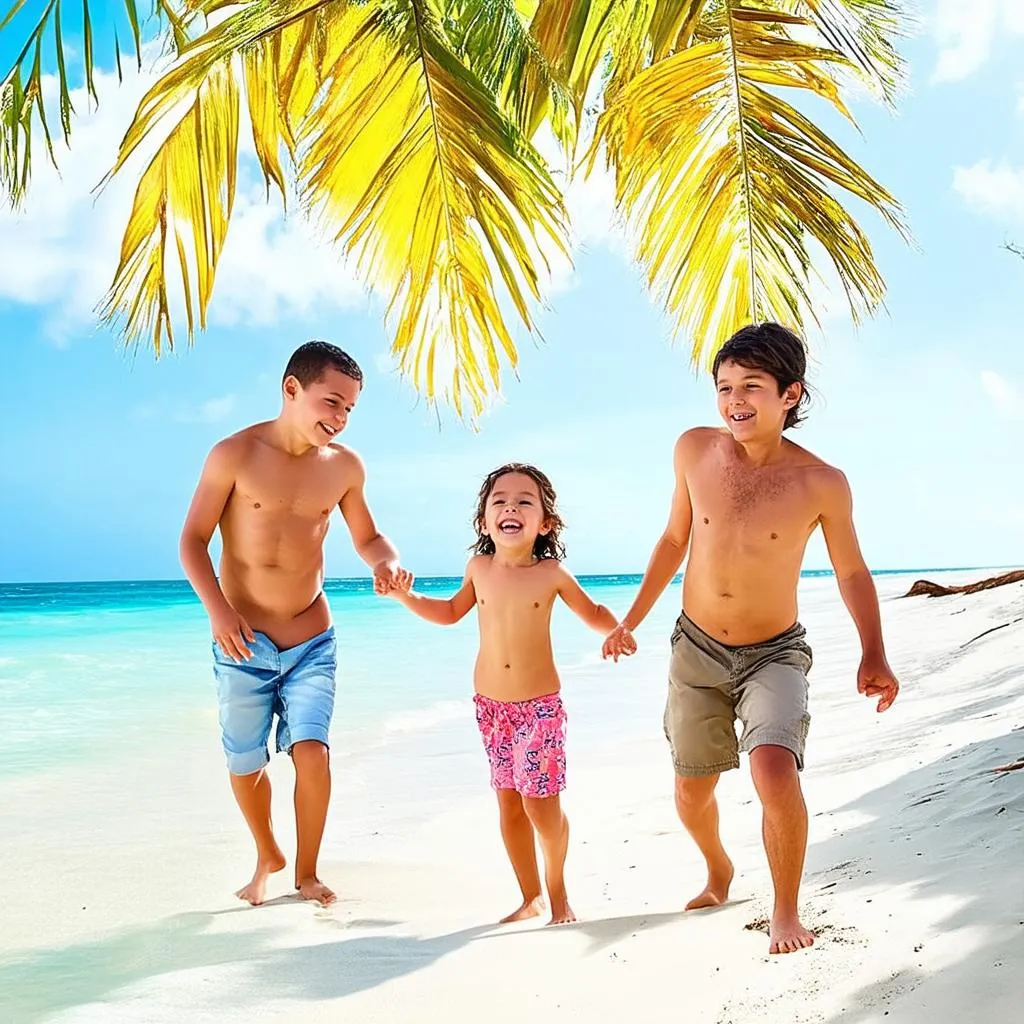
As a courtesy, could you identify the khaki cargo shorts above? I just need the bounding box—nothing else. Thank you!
[664,611,813,777]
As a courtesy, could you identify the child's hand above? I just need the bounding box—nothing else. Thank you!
[857,654,899,712]
[374,562,413,596]
[210,604,256,662]
[602,623,637,662]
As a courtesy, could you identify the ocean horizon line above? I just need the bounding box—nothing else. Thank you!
[0,564,1013,591]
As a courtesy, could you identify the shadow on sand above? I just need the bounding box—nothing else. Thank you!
[1,910,488,1022]
[806,729,1024,1022]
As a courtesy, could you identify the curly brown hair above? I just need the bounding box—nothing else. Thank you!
[471,463,566,561]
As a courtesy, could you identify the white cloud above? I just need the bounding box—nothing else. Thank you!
[0,64,366,343]
[980,370,1021,419]
[930,0,1024,84]
[179,394,238,424]
[952,159,1024,221]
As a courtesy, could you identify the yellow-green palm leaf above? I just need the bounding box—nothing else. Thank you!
[100,0,569,417]
[0,0,191,204]
[595,0,910,368]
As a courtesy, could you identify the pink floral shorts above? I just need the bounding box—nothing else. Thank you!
[474,692,567,798]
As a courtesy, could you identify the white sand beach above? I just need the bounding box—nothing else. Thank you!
[3,571,1023,1023]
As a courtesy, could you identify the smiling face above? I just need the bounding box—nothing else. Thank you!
[283,367,361,447]
[483,472,550,554]
[715,358,801,442]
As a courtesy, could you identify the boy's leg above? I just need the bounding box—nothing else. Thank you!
[230,768,287,905]
[214,641,284,905]
[292,740,334,904]
[674,773,734,910]
[664,620,741,910]
[736,655,814,953]
[278,629,337,904]
[495,788,544,923]
[522,795,573,925]
[749,744,813,953]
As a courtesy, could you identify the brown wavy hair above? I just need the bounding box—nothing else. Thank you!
[471,463,566,561]
[712,322,811,430]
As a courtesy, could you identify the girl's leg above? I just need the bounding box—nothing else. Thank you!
[496,788,545,923]
[523,795,575,925]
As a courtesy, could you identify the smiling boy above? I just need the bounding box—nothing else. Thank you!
[180,341,406,906]
[603,322,899,954]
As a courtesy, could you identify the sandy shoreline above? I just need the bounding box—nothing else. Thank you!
[3,572,1023,1023]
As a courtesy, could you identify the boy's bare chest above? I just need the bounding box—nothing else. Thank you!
[231,457,345,521]
[691,462,818,535]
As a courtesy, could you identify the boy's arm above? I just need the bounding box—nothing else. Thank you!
[557,567,620,635]
[338,452,402,589]
[179,441,255,661]
[819,470,899,712]
[618,433,695,633]
[391,565,478,626]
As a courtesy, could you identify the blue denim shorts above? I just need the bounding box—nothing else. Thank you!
[213,627,337,776]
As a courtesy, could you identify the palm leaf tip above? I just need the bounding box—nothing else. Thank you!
[596,0,909,365]
[294,0,569,417]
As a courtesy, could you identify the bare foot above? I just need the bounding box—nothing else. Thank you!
[769,914,815,954]
[235,849,286,906]
[500,895,545,924]
[296,876,337,905]
[547,895,577,926]
[686,858,734,911]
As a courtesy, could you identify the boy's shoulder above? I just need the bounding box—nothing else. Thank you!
[323,441,364,471]
[781,441,850,495]
[206,423,267,463]
[674,426,728,461]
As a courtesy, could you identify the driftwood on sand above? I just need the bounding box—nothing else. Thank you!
[901,570,1024,650]
[902,569,1024,599]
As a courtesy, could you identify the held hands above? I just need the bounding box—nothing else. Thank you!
[857,653,899,712]
[602,622,638,662]
[211,604,256,662]
[373,559,413,596]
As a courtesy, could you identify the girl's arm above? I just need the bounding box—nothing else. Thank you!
[556,567,620,635]
[391,563,478,626]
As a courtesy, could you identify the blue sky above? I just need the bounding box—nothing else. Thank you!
[2,1,1023,583]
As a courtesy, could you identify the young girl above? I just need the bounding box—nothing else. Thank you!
[388,463,635,925]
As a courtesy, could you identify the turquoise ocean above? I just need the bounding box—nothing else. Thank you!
[0,570,952,783]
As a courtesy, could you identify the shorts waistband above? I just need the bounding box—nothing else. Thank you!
[673,609,805,657]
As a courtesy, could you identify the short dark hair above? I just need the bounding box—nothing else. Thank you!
[471,463,566,561]
[712,322,811,430]
[283,340,363,389]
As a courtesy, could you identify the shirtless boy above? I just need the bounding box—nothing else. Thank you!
[180,341,406,906]
[603,322,899,954]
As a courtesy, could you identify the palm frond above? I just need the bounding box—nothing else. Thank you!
[800,0,911,105]
[0,0,194,205]
[441,0,571,145]
[101,0,570,418]
[602,0,705,101]
[594,0,909,367]
[99,55,238,353]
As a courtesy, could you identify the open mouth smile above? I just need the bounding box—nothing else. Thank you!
[318,422,338,437]
[498,517,523,535]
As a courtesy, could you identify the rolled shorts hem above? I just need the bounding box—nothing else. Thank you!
[740,730,807,770]
[672,757,740,778]
[226,749,271,776]
[284,727,331,752]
